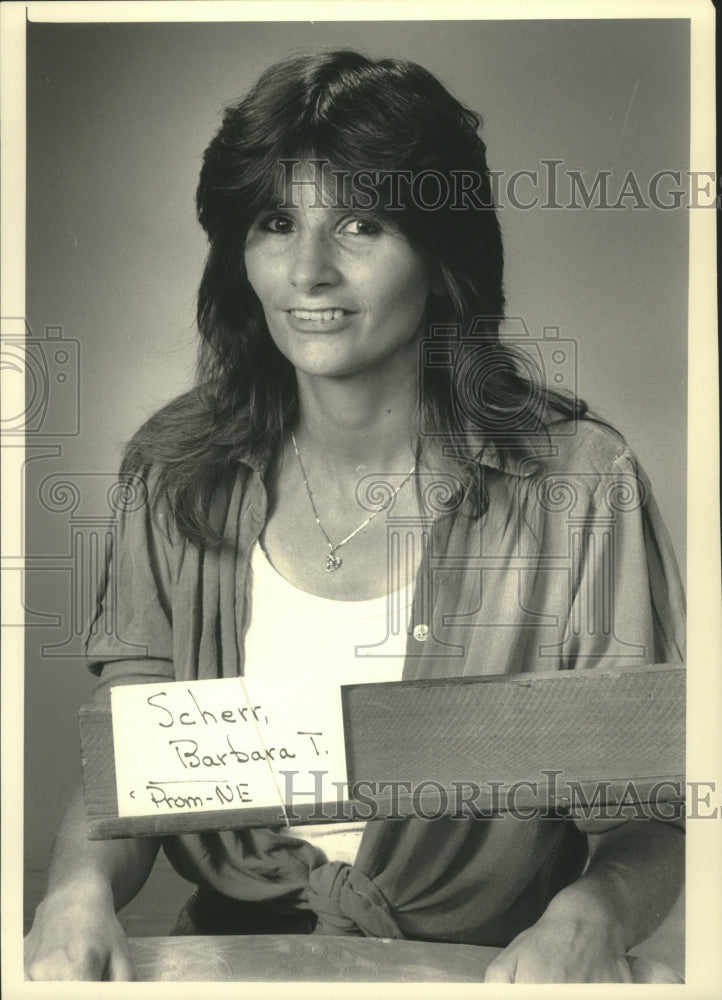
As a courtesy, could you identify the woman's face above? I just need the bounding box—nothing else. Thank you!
[244,178,432,382]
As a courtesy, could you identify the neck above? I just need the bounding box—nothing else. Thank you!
[293,369,418,472]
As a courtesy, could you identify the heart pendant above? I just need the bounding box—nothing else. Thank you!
[325,552,342,572]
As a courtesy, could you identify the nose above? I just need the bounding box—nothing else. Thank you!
[287,228,341,294]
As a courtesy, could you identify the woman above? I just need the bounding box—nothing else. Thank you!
[24,50,685,982]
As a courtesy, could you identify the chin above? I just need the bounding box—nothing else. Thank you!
[275,337,417,382]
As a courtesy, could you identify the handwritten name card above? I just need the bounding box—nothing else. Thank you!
[111,677,348,818]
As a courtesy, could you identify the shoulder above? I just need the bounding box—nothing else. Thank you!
[483,417,638,481]
[124,387,264,473]
[115,460,260,559]
[526,417,650,516]
[537,417,637,478]
[121,387,267,544]
[481,417,648,515]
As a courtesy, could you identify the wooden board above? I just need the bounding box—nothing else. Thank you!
[80,663,684,838]
[127,935,502,982]
[342,663,685,819]
[125,936,683,983]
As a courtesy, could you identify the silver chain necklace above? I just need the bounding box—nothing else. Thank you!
[290,431,416,573]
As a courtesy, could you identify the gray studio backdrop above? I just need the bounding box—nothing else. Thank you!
[24,19,689,922]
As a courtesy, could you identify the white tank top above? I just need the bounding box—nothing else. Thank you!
[243,540,413,863]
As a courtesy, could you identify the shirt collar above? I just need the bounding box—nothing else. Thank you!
[479,445,541,479]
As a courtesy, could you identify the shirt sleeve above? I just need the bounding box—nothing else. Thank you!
[561,445,685,669]
[83,470,177,699]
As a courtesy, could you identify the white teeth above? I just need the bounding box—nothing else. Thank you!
[291,308,346,321]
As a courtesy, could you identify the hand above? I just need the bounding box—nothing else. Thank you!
[484,885,634,984]
[24,881,137,981]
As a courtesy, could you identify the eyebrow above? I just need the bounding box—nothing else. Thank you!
[265,173,390,215]
[254,202,393,228]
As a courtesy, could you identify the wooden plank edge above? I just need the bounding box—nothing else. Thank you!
[85,777,685,840]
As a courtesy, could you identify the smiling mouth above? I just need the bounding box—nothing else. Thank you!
[288,308,351,322]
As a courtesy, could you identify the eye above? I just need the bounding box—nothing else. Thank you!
[258,214,296,234]
[339,217,382,236]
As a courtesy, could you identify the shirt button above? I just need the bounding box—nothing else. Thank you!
[413,624,430,642]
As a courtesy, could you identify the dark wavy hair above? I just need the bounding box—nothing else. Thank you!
[124,49,587,544]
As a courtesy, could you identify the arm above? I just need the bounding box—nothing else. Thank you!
[484,438,685,982]
[484,818,684,983]
[25,469,179,980]
[24,784,161,981]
